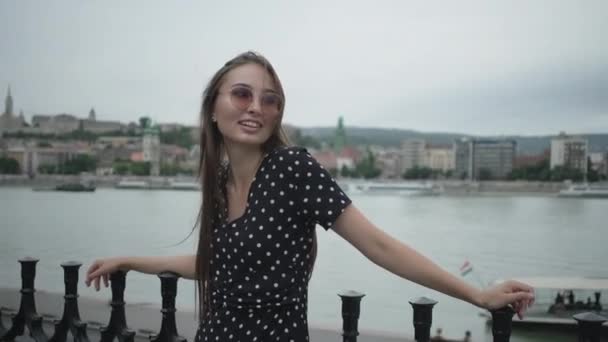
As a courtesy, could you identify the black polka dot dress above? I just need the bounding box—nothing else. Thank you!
[195,146,352,342]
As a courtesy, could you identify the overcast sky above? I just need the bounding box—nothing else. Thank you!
[1,1,607,135]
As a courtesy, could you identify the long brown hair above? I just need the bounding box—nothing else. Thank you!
[195,51,299,321]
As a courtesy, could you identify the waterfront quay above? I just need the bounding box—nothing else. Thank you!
[0,259,419,342]
[0,174,567,195]
[2,259,606,342]
[0,257,606,342]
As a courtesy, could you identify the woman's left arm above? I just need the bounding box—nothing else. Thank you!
[332,205,534,317]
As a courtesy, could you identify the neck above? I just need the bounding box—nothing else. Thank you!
[224,142,264,193]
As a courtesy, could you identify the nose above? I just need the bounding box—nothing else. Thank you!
[247,95,263,115]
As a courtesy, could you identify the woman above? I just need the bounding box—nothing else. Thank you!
[86,51,534,341]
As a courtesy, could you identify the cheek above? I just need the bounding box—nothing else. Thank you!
[265,112,282,129]
[213,96,238,119]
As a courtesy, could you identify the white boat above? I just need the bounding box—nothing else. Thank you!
[115,180,149,189]
[345,181,442,196]
[558,183,608,198]
[115,179,200,191]
[481,276,608,331]
[168,180,200,190]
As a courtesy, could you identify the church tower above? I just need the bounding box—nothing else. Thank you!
[4,85,13,116]
[89,107,96,121]
[333,116,347,153]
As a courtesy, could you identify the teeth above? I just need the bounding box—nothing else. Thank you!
[240,120,261,128]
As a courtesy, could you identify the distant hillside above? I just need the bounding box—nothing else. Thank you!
[299,127,608,155]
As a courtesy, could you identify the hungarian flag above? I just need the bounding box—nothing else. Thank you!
[460,261,473,277]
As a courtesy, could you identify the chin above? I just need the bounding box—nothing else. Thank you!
[226,133,272,148]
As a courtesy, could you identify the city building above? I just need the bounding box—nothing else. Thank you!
[550,132,588,173]
[0,86,27,134]
[311,150,338,171]
[32,114,80,134]
[82,119,124,134]
[514,150,550,168]
[5,144,90,175]
[375,149,402,179]
[423,144,455,173]
[454,138,516,180]
[143,124,161,176]
[400,139,426,173]
[31,108,125,135]
[97,136,141,148]
[589,151,608,176]
[336,146,359,171]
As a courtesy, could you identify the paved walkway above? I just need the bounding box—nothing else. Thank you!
[0,288,413,342]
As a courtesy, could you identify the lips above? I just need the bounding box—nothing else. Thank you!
[238,120,263,128]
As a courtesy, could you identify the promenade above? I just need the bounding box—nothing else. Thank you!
[0,288,412,342]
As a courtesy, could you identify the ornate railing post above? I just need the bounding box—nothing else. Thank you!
[489,306,514,342]
[1,257,48,342]
[337,290,365,342]
[48,261,90,342]
[99,271,135,342]
[149,272,186,342]
[0,308,6,336]
[573,312,607,342]
[409,297,437,342]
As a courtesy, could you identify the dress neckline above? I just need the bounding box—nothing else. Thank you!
[222,150,272,227]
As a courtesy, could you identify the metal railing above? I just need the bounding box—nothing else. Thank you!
[1,258,606,342]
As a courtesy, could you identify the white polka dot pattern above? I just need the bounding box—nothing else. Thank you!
[196,146,352,341]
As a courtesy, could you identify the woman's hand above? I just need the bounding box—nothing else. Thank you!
[477,280,535,319]
[85,257,127,291]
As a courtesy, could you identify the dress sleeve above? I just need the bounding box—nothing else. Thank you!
[279,147,352,230]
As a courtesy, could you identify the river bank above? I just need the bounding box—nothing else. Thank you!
[0,174,567,195]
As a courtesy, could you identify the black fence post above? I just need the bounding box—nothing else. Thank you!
[489,306,514,342]
[409,297,437,342]
[49,261,90,342]
[149,272,186,342]
[99,271,135,342]
[337,290,365,342]
[573,312,607,342]
[0,307,6,336]
[0,257,48,342]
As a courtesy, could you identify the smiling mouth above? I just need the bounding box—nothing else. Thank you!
[238,120,262,128]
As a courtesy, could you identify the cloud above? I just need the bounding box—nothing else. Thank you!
[1,0,607,135]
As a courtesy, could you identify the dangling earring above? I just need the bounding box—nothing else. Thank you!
[211,114,217,122]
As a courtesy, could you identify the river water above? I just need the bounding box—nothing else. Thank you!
[1,187,606,341]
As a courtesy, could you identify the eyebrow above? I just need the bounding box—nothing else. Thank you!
[230,83,278,94]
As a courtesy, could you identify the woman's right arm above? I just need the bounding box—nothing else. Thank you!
[85,255,197,290]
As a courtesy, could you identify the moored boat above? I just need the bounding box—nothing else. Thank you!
[558,183,608,199]
[168,180,200,190]
[115,180,149,189]
[33,182,96,192]
[345,181,442,196]
[115,179,200,191]
[55,183,96,192]
[481,276,608,332]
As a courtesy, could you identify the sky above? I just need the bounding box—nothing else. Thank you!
[1,0,607,136]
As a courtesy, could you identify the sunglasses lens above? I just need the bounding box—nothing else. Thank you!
[262,94,282,114]
[229,87,282,114]
[230,87,253,110]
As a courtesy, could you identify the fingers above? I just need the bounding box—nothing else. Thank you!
[95,272,102,290]
[85,260,113,291]
[85,262,100,287]
[507,292,533,319]
[506,280,535,294]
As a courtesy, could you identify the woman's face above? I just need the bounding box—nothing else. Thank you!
[213,63,283,149]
